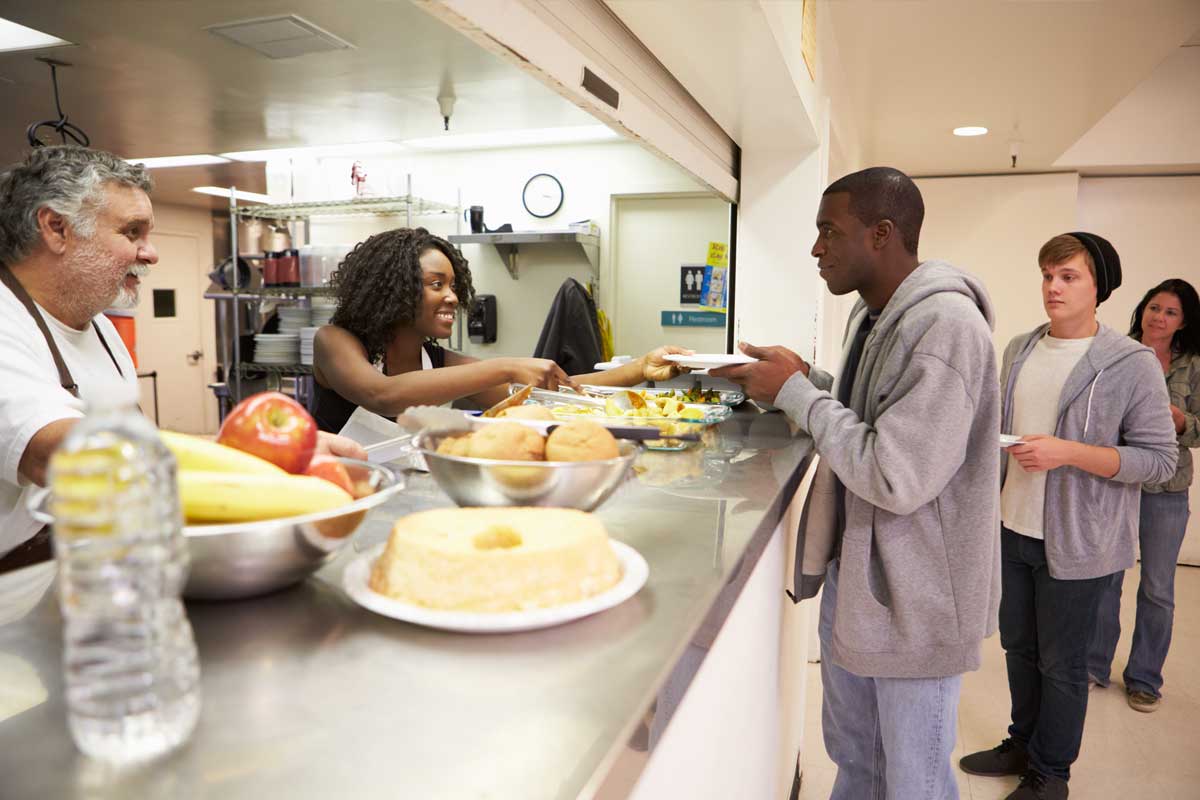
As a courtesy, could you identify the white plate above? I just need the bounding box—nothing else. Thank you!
[342,541,648,633]
[1000,434,1023,448]
[663,353,758,370]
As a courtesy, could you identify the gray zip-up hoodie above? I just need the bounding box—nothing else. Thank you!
[1000,324,1177,579]
[776,261,1001,679]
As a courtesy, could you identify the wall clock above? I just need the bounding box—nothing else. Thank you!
[522,173,564,218]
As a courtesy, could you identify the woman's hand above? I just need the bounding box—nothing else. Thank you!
[1170,403,1186,434]
[503,358,580,392]
[641,346,695,382]
[315,431,368,461]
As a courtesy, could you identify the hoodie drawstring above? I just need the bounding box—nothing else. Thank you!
[1084,368,1104,439]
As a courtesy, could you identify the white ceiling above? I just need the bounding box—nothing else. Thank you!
[608,0,1200,177]
[0,0,603,207]
[824,0,1200,176]
[1056,45,1200,174]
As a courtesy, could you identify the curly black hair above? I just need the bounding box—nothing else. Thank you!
[1129,278,1200,357]
[328,227,474,364]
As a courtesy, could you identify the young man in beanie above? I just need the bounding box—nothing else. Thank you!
[960,233,1178,799]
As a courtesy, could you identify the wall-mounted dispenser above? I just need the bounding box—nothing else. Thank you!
[469,294,497,344]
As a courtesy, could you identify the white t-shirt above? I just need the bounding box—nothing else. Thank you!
[1001,334,1094,539]
[0,286,137,557]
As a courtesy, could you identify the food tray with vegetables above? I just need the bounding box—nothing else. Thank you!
[577,384,745,407]
[508,387,733,428]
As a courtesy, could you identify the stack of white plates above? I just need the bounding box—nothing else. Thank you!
[254,333,300,365]
[311,300,336,327]
[300,327,319,366]
[278,306,313,336]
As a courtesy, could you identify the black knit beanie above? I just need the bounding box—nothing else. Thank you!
[1068,231,1121,306]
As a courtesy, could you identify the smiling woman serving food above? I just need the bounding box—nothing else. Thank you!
[311,227,690,432]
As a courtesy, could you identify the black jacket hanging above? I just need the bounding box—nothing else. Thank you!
[533,278,604,376]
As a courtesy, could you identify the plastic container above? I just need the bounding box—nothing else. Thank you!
[263,251,279,287]
[47,387,201,762]
[279,248,300,287]
[299,245,318,287]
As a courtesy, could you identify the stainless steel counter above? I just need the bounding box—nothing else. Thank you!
[0,410,814,800]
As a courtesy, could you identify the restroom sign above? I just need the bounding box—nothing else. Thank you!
[680,264,705,304]
[661,310,726,328]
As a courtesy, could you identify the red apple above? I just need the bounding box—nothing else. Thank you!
[217,391,317,474]
[305,455,356,496]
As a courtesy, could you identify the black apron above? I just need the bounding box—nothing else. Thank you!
[0,264,123,574]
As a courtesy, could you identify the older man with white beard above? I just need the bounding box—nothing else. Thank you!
[0,146,366,573]
[0,146,154,570]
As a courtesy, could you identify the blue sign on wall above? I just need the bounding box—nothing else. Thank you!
[661,310,726,328]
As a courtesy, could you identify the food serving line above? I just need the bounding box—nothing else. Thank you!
[0,407,815,799]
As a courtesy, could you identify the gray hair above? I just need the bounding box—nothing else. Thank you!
[0,146,153,266]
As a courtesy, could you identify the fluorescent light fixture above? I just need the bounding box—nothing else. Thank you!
[403,125,621,152]
[0,17,70,53]
[220,141,406,162]
[127,154,231,168]
[192,186,274,204]
[952,126,988,137]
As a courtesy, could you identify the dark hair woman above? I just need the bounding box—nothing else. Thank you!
[311,227,690,432]
[1089,278,1200,712]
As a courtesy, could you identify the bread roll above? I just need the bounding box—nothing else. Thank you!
[436,434,474,457]
[498,405,556,421]
[545,421,619,462]
[468,422,546,461]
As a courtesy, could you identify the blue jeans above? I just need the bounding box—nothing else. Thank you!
[1000,527,1111,782]
[1088,489,1190,697]
[819,560,962,800]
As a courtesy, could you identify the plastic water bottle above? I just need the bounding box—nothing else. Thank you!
[48,385,200,762]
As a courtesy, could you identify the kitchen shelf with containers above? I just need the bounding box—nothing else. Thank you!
[209,188,460,406]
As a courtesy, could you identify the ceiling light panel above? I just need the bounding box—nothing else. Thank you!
[403,126,622,152]
[0,16,70,53]
[953,126,989,137]
[192,186,273,203]
[127,155,230,168]
[220,141,405,162]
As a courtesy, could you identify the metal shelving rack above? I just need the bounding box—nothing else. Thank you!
[218,179,459,409]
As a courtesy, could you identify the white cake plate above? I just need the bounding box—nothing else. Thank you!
[342,541,648,633]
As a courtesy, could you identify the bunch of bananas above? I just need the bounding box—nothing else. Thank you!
[160,431,354,524]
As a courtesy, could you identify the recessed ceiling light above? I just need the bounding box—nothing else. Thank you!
[127,155,231,168]
[220,141,405,161]
[192,186,273,203]
[0,17,70,54]
[953,126,989,137]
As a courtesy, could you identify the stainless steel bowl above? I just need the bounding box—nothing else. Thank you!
[31,458,405,601]
[416,432,637,510]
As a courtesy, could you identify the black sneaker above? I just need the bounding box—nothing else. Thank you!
[1126,689,1161,713]
[1005,770,1068,799]
[959,737,1029,776]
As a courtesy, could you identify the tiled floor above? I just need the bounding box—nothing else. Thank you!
[799,565,1200,799]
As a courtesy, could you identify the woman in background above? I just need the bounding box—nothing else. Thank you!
[312,227,690,432]
[1088,278,1200,712]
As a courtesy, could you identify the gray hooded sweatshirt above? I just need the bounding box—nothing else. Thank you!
[776,261,1001,679]
[1000,324,1177,580]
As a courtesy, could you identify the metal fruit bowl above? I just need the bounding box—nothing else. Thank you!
[31,458,405,601]
[416,431,637,510]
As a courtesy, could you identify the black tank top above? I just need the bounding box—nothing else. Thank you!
[313,340,446,433]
